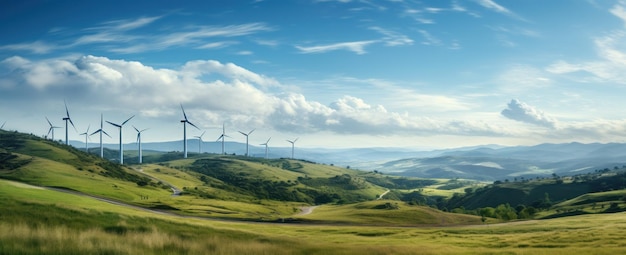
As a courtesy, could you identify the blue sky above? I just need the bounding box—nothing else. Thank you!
[2,0,626,150]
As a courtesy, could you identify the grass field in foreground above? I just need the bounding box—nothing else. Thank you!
[2,179,626,255]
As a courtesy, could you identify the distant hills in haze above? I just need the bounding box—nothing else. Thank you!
[69,139,626,181]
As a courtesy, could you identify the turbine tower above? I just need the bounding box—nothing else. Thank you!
[260,137,271,159]
[62,101,77,145]
[180,104,199,158]
[238,129,255,156]
[90,114,111,158]
[45,117,61,141]
[194,131,206,154]
[216,123,229,155]
[286,138,299,159]
[79,125,90,152]
[133,126,148,164]
[106,115,134,164]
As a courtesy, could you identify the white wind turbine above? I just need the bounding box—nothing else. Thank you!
[45,117,61,141]
[286,138,299,159]
[62,101,77,145]
[106,115,134,164]
[133,126,148,164]
[180,104,200,158]
[260,137,271,159]
[238,129,255,157]
[79,125,90,153]
[194,131,206,154]
[90,114,111,158]
[216,123,230,155]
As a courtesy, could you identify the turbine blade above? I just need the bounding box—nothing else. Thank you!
[47,127,53,137]
[64,100,70,118]
[180,104,188,121]
[141,128,149,132]
[46,117,53,127]
[133,125,139,132]
[216,134,224,141]
[249,129,255,135]
[102,130,112,138]
[69,118,77,131]
[294,138,299,143]
[90,129,101,136]
[106,121,121,128]
[0,121,5,129]
[266,137,271,143]
[122,115,134,125]
[187,120,199,130]
[200,131,205,137]
[238,131,247,136]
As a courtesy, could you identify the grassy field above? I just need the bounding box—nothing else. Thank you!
[2,179,626,254]
[295,200,485,226]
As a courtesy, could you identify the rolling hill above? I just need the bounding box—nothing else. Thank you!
[0,129,462,223]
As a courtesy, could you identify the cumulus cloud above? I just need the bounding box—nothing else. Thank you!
[501,99,558,128]
[0,55,511,138]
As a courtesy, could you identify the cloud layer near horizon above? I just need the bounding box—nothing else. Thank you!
[0,55,509,137]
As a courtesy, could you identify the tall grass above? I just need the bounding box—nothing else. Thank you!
[0,222,297,255]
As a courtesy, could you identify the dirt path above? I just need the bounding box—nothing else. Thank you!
[377,189,390,200]
[133,167,181,196]
[298,206,318,215]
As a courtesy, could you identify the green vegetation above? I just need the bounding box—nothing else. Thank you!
[6,129,626,254]
[3,179,626,254]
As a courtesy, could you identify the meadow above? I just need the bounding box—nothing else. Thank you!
[2,179,626,255]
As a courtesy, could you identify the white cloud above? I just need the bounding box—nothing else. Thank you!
[197,41,238,49]
[100,16,162,31]
[295,40,377,54]
[475,0,512,15]
[546,31,626,84]
[1,55,513,138]
[369,26,413,46]
[418,30,441,46]
[0,41,58,54]
[501,99,558,128]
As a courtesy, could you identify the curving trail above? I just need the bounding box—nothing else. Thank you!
[134,167,181,196]
[298,206,318,215]
[377,189,390,200]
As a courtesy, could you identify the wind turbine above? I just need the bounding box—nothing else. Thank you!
[216,123,229,155]
[180,104,199,158]
[62,101,77,145]
[45,117,61,141]
[194,131,206,154]
[79,125,90,153]
[106,115,134,164]
[133,126,148,164]
[90,114,111,158]
[286,138,299,159]
[260,137,271,159]
[238,129,255,156]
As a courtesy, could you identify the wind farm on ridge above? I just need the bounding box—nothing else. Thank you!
[17,101,302,165]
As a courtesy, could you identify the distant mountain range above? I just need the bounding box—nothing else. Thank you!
[70,139,626,181]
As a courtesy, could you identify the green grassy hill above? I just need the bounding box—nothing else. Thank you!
[3,178,626,254]
[0,130,460,223]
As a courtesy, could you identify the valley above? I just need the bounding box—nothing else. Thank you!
[2,130,626,254]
